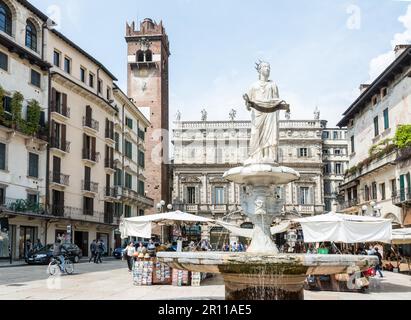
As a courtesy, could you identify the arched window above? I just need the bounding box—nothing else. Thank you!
[0,1,12,36]
[25,20,37,51]
[145,50,153,62]
[137,50,144,62]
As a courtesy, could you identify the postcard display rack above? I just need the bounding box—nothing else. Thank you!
[133,258,172,286]
[132,258,207,286]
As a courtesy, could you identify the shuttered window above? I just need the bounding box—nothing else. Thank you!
[374,116,379,137]
[125,172,132,189]
[213,187,225,205]
[31,69,41,87]
[125,140,132,159]
[138,150,145,168]
[28,153,39,178]
[124,205,132,218]
[299,187,310,205]
[0,51,8,71]
[383,108,389,130]
[126,117,133,129]
[138,180,145,196]
[0,143,5,170]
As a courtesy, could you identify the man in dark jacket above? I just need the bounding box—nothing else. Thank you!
[373,247,383,278]
[89,240,96,263]
[95,240,105,264]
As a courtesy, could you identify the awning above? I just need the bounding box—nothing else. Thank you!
[293,212,392,243]
[120,211,214,239]
[392,228,411,245]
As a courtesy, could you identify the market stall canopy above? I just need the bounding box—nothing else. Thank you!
[120,211,214,239]
[293,212,392,244]
[392,228,411,245]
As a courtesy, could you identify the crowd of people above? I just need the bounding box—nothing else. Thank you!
[222,242,247,252]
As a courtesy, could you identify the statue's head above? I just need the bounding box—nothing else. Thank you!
[255,61,270,79]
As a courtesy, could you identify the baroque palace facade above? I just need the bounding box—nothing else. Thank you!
[0,0,153,260]
[171,115,348,247]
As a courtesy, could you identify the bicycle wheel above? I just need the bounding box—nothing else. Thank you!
[64,260,74,275]
[48,261,61,276]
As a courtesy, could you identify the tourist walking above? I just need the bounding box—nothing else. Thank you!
[95,239,105,264]
[89,240,97,263]
[125,242,136,272]
[373,247,384,278]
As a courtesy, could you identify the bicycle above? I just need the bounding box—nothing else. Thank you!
[47,255,74,275]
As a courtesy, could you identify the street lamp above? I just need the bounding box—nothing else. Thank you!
[361,205,368,216]
[167,204,173,211]
[374,204,382,217]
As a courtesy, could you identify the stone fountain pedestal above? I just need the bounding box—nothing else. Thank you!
[223,162,300,253]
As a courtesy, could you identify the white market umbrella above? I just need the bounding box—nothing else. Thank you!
[293,212,392,244]
[392,228,411,245]
[120,210,214,239]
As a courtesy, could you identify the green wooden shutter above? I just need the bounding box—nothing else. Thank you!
[400,175,405,201]
[0,143,5,170]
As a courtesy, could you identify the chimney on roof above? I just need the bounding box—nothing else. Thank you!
[394,44,411,58]
[359,84,370,93]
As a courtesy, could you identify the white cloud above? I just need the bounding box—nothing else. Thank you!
[368,4,411,81]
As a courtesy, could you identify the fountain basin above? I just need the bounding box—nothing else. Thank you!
[223,164,300,185]
[157,252,378,300]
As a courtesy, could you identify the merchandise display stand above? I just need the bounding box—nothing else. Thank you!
[133,257,172,286]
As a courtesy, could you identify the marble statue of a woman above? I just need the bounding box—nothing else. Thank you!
[243,61,290,164]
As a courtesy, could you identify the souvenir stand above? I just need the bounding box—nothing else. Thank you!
[120,211,215,287]
[293,212,392,292]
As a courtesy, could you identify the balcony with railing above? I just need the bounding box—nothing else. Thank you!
[82,149,99,164]
[105,158,115,170]
[82,180,99,194]
[105,128,115,142]
[50,104,70,120]
[337,198,359,211]
[48,205,120,225]
[50,205,65,217]
[116,186,154,208]
[392,189,411,207]
[82,117,99,133]
[49,171,70,187]
[0,198,45,216]
[50,137,71,154]
[105,186,118,199]
[104,212,114,224]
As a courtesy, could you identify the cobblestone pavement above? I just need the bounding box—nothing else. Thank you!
[0,259,410,300]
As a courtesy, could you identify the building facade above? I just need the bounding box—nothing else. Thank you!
[321,124,349,212]
[171,116,337,248]
[337,45,411,228]
[126,19,170,215]
[0,0,50,260]
[112,84,154,246]
[45,27,121,256]
[0,0,153,260]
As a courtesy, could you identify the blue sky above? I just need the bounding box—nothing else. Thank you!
[31,0,411,126]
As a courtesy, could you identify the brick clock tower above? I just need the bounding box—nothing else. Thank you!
[126,19,170,215]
